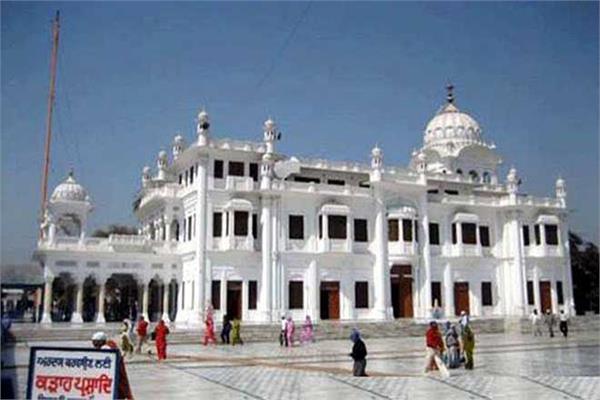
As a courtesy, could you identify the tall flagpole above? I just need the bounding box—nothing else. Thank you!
[39,10,60,235]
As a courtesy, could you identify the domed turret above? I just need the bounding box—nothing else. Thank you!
[556,176,566,200]
[424,84,483,146]
[410,85,501,177]
[51,170,90,203]
[197,108,210,146]
[371,144,383,170]
[45,170,93,243]
[172,134,186,159]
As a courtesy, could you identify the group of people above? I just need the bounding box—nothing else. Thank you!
[280,315,315,347]
[424,316,475,378]
[202,307,244,346]
[529,309,569,338]
[113,315,171,361]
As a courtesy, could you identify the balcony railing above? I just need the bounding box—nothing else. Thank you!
[388,241,418,256]
[526,245,563,258]
[211,236,256,251]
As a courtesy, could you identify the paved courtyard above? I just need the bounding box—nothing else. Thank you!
[6,331,600,399]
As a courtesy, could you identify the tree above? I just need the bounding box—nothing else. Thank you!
[570,232,599,315]
[92,224,138,238]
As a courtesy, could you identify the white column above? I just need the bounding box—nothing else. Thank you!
[242,280,249,321]
[372,186,390,320]
[246,211,253,248]
[444,263,454,317]
[193,157,208,323]
[220,275,227,318]
[559,216,576,315]
[259,197,272,321]
[41,275,54,324]
[79,216,87,244]
[162,282,170,321]
[550,279,559,314]
[71,279,84,323]
[533,266,541,313]
[419,197,432,319]
[96,279,106,323]
[165,218,172,242]
[341,276,353,320]
[508,211,526,316]
[322,213,329,251]
[308,260,319,321]
[346,216,352,252]
[141,281,149,321]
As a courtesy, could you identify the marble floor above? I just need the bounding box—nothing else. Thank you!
[5,331,599,399]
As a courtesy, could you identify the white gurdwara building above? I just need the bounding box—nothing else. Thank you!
[35,87,574,324]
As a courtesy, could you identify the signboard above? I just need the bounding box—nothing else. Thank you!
[26,346,120,400]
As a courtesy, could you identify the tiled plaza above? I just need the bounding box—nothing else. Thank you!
[7,331,600,399]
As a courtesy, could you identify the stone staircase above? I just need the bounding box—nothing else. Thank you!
[8,315,599,344]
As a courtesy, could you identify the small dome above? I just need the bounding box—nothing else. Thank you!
[264,118,276,131]
[51,171,89,202]
[198,109,209,123]
[424,102,482,146]
[371,145,382,158]
[173,134,185,145]
[423,85,482,147]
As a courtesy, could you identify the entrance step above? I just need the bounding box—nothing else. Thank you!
[8,315,599,344]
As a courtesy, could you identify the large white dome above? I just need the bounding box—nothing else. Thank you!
[424,102,482,146]
[51,171,90,202]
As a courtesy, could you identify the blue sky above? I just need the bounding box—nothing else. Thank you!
[1,2,598,264]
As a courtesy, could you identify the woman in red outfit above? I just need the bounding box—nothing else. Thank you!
[424,321,450,378]
[203,306,217,345]
[153,320,170,360]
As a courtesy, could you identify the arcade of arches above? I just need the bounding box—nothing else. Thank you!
[45,273,178,323]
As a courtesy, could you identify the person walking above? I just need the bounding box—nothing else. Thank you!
[300,315,315,345]
[220,314,231,344]
[231,319,244,345]
[444,323,460,369]
[286,316,295,347]
[135,316,149,354]
[203,309,217,346]
[559,310,569,338]
[153,320,170,360]
[349,329,368,377]
[91,332,133,399]
[279,316,287,347]
[424,321,450,378]
[529,309,543,337]
[544,309,556,338]
[120,319,134,359]
[461,325,475,370]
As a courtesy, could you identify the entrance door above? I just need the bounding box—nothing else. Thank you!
[227,281,242,320]
[454,282,470,316]
[539,281,552,313]
[391,265,413,318]
[320,282,340,320]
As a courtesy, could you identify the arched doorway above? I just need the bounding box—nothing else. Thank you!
[105,274,139,322]
[148,278,162,322]
[82,276,98,322]
[390,265,413,318]
[168,279,178,321]
[51,274,75,322]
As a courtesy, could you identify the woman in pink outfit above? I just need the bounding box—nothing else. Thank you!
[300,315,314,345]
[286,316,295,347]
[203,305,217,346]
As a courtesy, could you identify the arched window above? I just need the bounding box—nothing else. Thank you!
[469,170,479,181]
[482,172,491,183]
[456,169,463,175]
